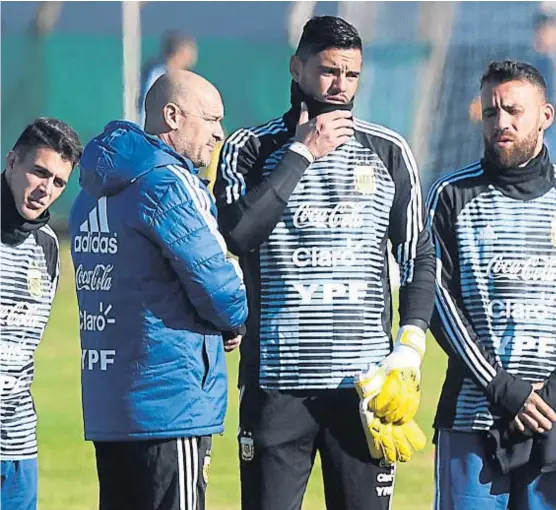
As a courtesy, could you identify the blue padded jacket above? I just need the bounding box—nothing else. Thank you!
[70,121,248,441]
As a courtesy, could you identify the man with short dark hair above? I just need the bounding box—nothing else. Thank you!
[215,15,435,510]
[0,117,82,510]
[428,59,556,509]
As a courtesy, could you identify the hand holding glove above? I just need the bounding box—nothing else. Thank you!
[355,325,426,425]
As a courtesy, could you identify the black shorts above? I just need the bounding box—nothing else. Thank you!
[238,386,396,510]
[94,436,211,510]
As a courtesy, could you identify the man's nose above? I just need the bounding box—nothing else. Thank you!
[334,73,348,92]
[496,110,513,131]
[41,178,54,196]
[214,122,224,142]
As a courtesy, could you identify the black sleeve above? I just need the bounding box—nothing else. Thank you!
[36,226,60,293]
[213,129,311,255]
[537,370,556,408]
[427,183,532,418]
[377,136,435,331]
[222,324,247,341]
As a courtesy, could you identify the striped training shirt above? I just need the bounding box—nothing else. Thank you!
[0,224,59,459]
[428,150,556,431]
[215,111,434,390]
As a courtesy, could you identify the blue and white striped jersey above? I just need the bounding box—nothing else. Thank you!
[0,178,59,459]
[428,149,556,431]
[216,111,435,390]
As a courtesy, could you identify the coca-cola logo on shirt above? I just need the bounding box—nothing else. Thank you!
[486,255,556,282]
[292,202,366,230]
[76,264,113,291]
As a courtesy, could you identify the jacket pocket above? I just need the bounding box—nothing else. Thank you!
[201,336,214,390]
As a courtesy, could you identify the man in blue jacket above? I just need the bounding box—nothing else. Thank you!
[70,71,248,510]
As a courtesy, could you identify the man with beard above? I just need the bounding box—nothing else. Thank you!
[427,60,556,509]
[214,15,435,510]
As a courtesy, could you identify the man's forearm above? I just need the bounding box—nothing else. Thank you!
[218,144,312,255]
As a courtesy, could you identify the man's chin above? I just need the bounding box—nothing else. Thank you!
[199,152,215,169]
[486,146,515,168]
[20,205,45,221]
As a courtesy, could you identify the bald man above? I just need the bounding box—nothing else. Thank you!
[69,71,248,510]
[144,71,225,167]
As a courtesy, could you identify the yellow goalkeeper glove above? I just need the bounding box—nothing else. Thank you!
[355,325,425,424]
[371,368,421,424]
[359,397,427,464]
[354,363,387,401]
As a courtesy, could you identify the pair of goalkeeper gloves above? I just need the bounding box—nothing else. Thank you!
[355,325,427,465]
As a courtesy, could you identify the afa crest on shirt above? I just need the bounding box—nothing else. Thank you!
[240,434,255,462]
[354,165,376,195]
[27,262,43,298]
[551,214,556,248]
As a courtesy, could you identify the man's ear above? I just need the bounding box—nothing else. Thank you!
[5,150,17,178]
[542,102,555,131]
[162,103,181,131]
[290,55,302,83]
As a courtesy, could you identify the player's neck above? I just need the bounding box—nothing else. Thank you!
[289,81,354,120]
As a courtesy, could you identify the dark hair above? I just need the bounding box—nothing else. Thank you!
[162,31,195,58]
[12,117,82,168]
[480,60,547,98]
[295,16,362,60]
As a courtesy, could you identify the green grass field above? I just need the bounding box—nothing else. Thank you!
[35,242,447,509]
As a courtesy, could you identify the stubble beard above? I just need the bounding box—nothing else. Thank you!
[484,128,540,168]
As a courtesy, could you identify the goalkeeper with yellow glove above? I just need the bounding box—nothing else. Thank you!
[355,325,428,465]
[214,16,436,510]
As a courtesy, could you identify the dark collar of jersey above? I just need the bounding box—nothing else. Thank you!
[1,172,50,246]
[482,145,554,200]
[284,81,354,130]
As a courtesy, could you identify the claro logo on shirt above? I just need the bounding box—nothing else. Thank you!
[74,197,118,255]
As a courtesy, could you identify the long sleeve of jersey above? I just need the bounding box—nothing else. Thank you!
[386,140,435,330]
[214,129,312,255]
[427,184,533,418]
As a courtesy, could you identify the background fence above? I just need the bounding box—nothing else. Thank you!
[1,1,552,221]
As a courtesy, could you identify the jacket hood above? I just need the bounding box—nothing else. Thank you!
[79,120,197,197]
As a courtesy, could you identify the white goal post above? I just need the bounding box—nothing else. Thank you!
[122,1,141,124]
